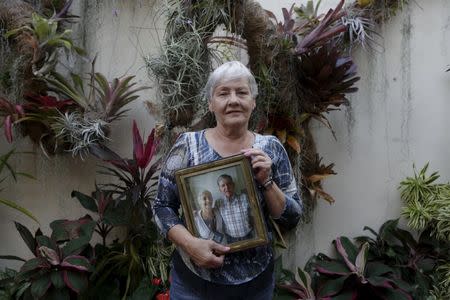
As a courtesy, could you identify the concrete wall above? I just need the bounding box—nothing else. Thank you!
[1,0,450,273]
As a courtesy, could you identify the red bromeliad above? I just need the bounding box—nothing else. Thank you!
[132,120,158,169]
[0,97,25,143]
[24,94,76,111]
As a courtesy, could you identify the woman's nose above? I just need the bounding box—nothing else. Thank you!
[228,91,239,103]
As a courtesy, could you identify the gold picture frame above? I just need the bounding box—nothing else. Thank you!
[175,154,268,252]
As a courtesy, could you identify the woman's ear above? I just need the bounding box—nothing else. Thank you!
[208,101,213,112]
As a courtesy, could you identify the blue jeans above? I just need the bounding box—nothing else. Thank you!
[169,261,275,300]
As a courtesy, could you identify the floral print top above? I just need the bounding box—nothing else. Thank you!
[152,130,302,285]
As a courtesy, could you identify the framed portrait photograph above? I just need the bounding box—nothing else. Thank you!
[175,154,268,252]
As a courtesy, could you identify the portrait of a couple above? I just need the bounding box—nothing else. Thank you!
[193,173,255,246]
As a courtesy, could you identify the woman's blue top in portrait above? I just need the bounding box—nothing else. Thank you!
[152,130,302,285]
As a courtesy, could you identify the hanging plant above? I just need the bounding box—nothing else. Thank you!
[146,0,357,221]
[146,0,411,222]
[0,1,147,157]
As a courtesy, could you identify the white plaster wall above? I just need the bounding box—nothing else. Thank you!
[0,0,164,269]
[261,0,450,268]
[2,0,450,275]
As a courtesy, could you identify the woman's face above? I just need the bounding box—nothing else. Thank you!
[201,192,213,210]
[208,78,255,129]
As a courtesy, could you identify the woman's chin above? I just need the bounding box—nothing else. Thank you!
[220,117,249,128]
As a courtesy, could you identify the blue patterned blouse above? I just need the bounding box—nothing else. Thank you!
[152,130,302,285]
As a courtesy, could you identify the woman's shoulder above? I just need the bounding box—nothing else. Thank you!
[254,133,284,149]
[177,130,203,139]
[172,130,205,146]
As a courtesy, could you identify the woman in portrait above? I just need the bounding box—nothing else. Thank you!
[153,61,303,299]
[193,190,225,243]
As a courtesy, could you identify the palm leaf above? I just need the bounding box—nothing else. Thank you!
[0,198,39,223]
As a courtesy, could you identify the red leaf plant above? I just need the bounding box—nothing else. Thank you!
[0,96,25,143]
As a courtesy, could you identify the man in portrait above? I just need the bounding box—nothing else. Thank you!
[214,174,255,243]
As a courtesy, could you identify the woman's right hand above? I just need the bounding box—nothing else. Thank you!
[185,237,230,268]
[168,224,230,269]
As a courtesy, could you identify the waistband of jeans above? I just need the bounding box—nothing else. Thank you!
[172,250,274,288]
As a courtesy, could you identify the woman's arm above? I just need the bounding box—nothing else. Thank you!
[168,224,229,268]
[152,133,229,268]
[242,137,302,229]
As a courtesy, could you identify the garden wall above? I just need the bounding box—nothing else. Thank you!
[1,0,450,272]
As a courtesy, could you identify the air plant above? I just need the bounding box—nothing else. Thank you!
[295,0,323,22]
[50,111,109,158]
[3,60,147,156]
[341,12,379,51]
[145,0,231,130]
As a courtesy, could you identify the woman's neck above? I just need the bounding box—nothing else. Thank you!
[201,210,214,221]
[206,126,254,157]
[213,124,249,141]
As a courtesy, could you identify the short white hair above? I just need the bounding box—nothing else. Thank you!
[204,61,258,101]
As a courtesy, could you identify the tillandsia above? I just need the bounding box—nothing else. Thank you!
[340,12,379,51]
[52,111,109,158]
[356,0,410,23]
[145,0,230,129]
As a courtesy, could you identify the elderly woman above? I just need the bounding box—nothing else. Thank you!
[153,61,302,300]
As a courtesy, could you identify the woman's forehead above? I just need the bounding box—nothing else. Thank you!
[214,78,249,90]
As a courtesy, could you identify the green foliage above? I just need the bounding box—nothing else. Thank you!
[355,219,449,299]
[0,268,19,299]
[78,122,172,298]
[5,13,73,50]
[0,149,38,223]
[399,164,450,297]
[0,218,95,299]
[4,11,83,78]
[399,164,450,240]
[276,236,413,299]
[311,237,412,299]
[45,61,146,120]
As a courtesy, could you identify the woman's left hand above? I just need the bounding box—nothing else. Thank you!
[241,148,272,185]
